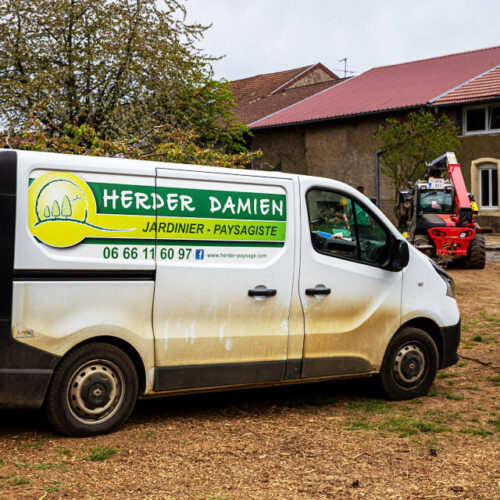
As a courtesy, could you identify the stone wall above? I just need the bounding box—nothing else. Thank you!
[288,68,335,89]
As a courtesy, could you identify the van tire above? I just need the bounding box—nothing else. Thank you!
[44,343,138,437]
[467,234,486,269]
[378,327,438,400]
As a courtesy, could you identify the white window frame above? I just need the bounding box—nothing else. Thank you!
[478,164,498,210]
[463,105,500,135]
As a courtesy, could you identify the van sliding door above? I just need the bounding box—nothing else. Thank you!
[152,168,295,391]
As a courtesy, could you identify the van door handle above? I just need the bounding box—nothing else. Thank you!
[305,287,331,296]
[248,287,277,297]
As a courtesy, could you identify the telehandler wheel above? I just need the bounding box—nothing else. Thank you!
[467,234,486,269]
[379,327,438,400]
[44,343,138,437]
[413,234,434,258]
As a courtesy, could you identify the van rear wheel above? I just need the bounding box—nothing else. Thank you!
[44,343,138,437]
[379,327,438,400]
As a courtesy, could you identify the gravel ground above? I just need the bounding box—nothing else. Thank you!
[0,264,498,499]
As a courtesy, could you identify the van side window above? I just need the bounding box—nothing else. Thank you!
[306,190,358,259]
[306,189,390,266]
[353,202,390,265]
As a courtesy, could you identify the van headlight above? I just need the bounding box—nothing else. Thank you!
[431,261,456,298]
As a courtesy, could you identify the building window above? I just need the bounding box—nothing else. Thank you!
[463,105,500,135]
[478,165,498,209]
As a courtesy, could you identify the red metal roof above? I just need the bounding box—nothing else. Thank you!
[433,65,500,105]
[251,46,500,129]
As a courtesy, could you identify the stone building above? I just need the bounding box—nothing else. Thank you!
[230,47,500,230]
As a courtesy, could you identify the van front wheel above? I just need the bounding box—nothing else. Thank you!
[379,328,438,400]
[44,343,138,437]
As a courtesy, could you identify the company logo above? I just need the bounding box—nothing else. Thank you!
[29,171,133,248]
[195,249,205,260]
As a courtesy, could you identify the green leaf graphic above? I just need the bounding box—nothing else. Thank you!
[61,195,72,218]
[52,200,60,218]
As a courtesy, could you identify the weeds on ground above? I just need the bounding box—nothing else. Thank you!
[10,476,29,486]
[460,428,493,436]
[445,392,464,401]
[88,446,117,461]
[346,399,389,414]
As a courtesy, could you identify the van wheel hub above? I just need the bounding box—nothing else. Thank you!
[393,344,425,384]
[67,360,124,424]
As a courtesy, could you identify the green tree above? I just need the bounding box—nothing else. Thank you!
[61,195,72,218]
[374,109,461,213]
[52,200,61,217]
[0,0,250,158]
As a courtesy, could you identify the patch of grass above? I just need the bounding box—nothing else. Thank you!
[88,446,117,462]
[487,417,500,432]
[445,392,464,401]
[59,448,72,457]
[438,372,456,379]
[462,344,473,350]
[10,476,30,486]
[426,389,438,397]
[425,409,444,416]
[36,462,66,471]
[471,335,483,342]
[345,420,375,431]
[446,381,454,386]
[380,417,450,437]
[477,406,486,411]
[457,362,467,368]
[346,399,389,414]
[17,439,45,450]
[0,459,4,466]
[465,386,480,391]
[460,428,493,436]
[44,481,64,493]
[488,375,500,384]
[409,398,423,405]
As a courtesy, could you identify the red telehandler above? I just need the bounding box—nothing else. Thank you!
[399,152,486,268]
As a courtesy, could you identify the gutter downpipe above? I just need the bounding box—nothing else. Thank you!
[375,149,383,208]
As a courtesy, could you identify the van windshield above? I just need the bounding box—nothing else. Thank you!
[420,190,454,214]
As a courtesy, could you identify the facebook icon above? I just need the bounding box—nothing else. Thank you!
[195,249,205,260]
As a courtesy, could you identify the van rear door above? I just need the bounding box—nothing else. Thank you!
[152,168,295,391]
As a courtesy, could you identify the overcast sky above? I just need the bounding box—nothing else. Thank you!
[185,0,500,81]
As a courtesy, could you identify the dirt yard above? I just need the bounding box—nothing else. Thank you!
[0,264,499,499]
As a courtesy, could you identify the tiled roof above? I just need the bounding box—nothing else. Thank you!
[233,80,344,125]
[432,65,500,105]
[230,63,338,106]
[251,46,500,129]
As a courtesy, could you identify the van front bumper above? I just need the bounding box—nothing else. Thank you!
[0,320,59,409]
[440,318,461,368]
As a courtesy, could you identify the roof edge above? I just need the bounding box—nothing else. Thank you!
[250,104,428,130]
[370,44,500,72]
[429,64,500,104]
[250,76,355,127]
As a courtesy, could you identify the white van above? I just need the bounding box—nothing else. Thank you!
[0,150,460,436]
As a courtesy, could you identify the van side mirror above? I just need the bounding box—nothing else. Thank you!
[390,239,409,271]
